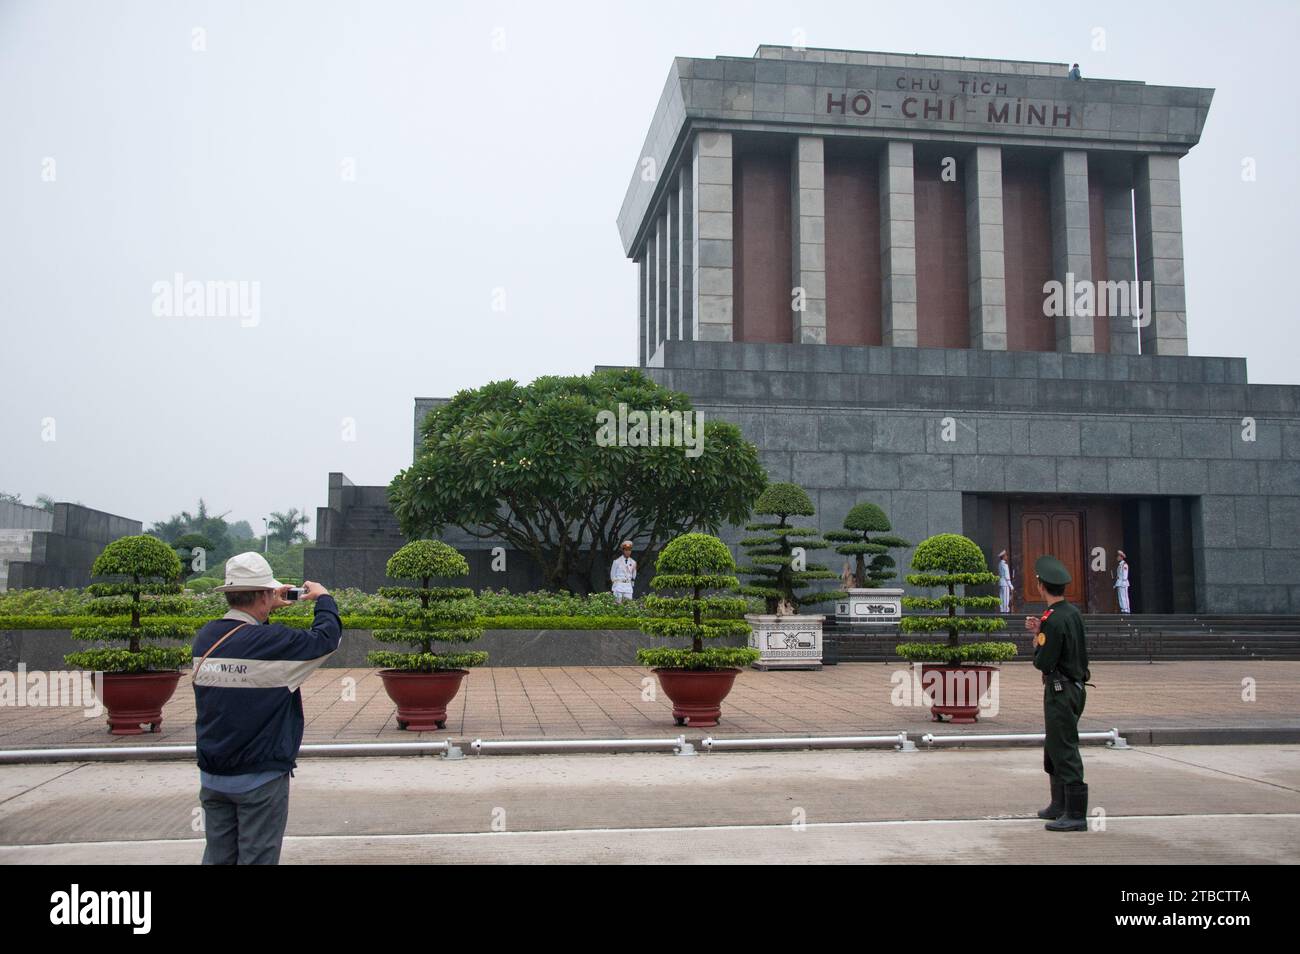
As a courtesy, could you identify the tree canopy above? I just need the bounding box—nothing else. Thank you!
[389,368,767,593]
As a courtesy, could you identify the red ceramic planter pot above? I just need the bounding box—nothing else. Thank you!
[920,664,998,724]
[653,668,741,728]
[378,669,468,731]
[99,671,183,735]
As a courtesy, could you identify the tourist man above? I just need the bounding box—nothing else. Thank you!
[1068,63,1081,80]
[997,549,1013,613]
[192,552,342,864]
[611,540,637,602]
[1114,549,1131,614]
[1024,555,1090,833]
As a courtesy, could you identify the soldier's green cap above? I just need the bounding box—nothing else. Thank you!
[1035,555,1072,586]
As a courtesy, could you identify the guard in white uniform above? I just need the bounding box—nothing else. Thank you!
[611,540,637,602]
[998,549,1013,613]
[1114,549,1131,614]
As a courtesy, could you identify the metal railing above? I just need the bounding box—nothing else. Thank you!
[0,728,1136,764]
[921,726,1129,748]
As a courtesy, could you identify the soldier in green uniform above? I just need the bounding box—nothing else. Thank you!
[1024,555,1090,832]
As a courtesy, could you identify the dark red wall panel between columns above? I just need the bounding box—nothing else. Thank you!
[914,161,970,348]
[824,152,882,345]
[1088,170,1111,353]
[1002,158,1056,352]
[734,150,793,343]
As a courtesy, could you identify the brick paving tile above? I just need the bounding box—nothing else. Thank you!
[1,661,1297,748]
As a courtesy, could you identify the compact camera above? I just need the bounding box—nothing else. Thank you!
[285,587,304,601]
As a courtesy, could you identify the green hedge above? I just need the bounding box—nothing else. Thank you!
[0,613,643,632]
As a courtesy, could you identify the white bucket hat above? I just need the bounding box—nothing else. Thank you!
[215,552,284,592]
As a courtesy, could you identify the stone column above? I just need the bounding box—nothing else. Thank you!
[693,131,734,342]
[637,253,648,366]
[655,210,668,352]
[677,164,695,341]
[792,136,827,343]
[965,145,1008,350]
[879,141,917,347]
[1103,183,1139,354]
[1134,154,1188,355]
[1050,150,1095,353]
[666,182,680,341]
[645,231,657,363]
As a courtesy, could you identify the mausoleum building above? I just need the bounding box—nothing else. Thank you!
[309,46,1300,616]
[610,46,1299,615]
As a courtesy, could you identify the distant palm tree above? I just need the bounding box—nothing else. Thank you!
[267,509,310,548]
[149,498,232,547]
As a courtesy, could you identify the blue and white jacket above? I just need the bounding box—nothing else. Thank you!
[192,595,342,777]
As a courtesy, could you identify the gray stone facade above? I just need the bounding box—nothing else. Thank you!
[1,503,142,591]
[603,340,1300,615]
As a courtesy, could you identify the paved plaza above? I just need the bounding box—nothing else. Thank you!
[1,660,1297,749]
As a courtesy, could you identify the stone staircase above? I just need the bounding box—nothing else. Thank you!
[825,614,1300,663]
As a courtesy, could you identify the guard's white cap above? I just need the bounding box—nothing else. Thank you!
[215,551,284,592]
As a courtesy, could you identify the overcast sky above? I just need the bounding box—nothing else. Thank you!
[2,0,1296,535]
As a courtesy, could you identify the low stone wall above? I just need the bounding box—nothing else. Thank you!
[0,628,747,671]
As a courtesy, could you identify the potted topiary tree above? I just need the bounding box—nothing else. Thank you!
[637,533,758,727]
[64,535,195,735]
[896,533,1017,723]
[825,501,911,625]
[370,540,487,731]
[737,482,846,670]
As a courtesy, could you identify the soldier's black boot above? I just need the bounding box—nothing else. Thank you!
[1045,782,1088,832]
[1037,775,1065,819]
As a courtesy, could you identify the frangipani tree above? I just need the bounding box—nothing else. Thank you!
[388,369,767,593]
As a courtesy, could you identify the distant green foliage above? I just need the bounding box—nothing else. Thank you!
[267,509,310,548]
[898,533,1013,666]
[736,483,845,613]
[824,501,911,587]
[0,588,96,616]
[65,535,191,672]
[367,541,486,673]
[173,534,214,581]
[637,533,758,670]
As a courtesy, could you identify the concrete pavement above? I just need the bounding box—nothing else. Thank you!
[3,744,1297,864]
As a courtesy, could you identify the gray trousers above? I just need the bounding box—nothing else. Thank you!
[200,773,291,865]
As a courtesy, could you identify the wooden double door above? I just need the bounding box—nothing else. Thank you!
[1019,510,1085,605]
